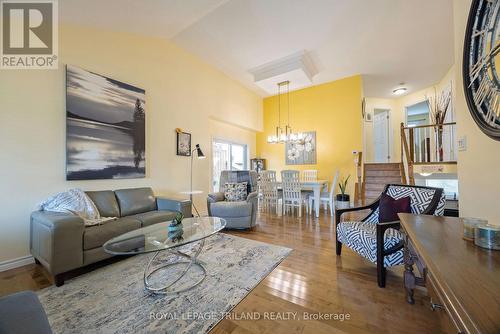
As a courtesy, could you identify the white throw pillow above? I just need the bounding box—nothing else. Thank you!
[223,182,248,202]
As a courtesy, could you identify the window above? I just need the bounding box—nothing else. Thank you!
[425,179,459,199]
[212,139,248,191]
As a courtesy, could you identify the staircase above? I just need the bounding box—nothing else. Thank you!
[360,163,405,203]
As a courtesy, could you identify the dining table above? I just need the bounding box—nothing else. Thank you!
[277,180,329,218]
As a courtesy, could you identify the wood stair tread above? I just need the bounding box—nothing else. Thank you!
[365,170,402,177]
[359,162,405,203]
[363,163,401,171]
[364,177,403,184]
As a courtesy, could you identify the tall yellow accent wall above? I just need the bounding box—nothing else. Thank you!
[256,76,363,196]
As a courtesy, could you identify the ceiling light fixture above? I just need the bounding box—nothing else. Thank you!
[393,87,407,96]
[393,83,407,96]
[267,81,304,144]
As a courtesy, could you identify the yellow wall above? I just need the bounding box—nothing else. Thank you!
[0,24,262,263]
[256,76,363,196]
[453,0,500,225]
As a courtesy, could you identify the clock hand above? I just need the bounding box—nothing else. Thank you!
[469,41,500,86]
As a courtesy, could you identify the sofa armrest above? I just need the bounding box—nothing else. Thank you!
[156,197,192,218]
[246,191,258,202]
[207,192,225,203]
[30,211,85,276]
[246,191,258,228]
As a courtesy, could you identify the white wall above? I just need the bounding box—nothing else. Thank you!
[0,24,262,263]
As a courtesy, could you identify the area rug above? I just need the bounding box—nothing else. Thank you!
[37,233,291,333]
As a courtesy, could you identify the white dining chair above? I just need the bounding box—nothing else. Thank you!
[302,170,318,182]
[309,169,339,217]
[260,170,281,215]
[281,170,307,217]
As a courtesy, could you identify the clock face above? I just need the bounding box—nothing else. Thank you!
[463,0,500,140]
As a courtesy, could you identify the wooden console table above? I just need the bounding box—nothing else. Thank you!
[398,214,500,334]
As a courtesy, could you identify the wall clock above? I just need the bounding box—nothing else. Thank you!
[463,0,500,140]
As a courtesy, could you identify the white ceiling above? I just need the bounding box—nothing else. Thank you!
[60,0,454,98]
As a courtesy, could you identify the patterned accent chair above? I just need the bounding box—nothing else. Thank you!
[207,170,258,229]
[335,184,445,288]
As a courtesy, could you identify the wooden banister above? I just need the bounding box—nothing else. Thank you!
[400,122,415,185]
[401,122,456,130]
[354,151,363,203]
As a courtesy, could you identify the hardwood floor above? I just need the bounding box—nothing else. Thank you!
[0,211,445,333]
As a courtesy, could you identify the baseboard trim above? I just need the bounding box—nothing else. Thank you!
[0,255,35,272]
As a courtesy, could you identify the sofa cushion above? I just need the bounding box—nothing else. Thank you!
[85,190,120,217]
[114,188,156,216]
[130,210,177,227]
[83,217,141,250]
[210,201,252,218]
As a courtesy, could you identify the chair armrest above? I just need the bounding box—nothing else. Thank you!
[156,197,192,218]
[335,200,379,227]
[207,192,225,203]
[30,211,85,275]
[246,191,258,202]
[376,220,403,258]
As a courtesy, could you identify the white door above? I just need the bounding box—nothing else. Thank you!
[373,110,390,162]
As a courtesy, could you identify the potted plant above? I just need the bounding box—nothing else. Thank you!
[168,212,184,231]
[336,175,350,209]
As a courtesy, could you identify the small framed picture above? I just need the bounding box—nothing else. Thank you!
[176,132,191,156]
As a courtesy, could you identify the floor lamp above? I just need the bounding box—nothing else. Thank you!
[190,144,205,217]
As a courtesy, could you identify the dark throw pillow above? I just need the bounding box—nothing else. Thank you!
[378,193,411,223]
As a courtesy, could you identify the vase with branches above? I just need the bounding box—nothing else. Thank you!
[426,87,452,162]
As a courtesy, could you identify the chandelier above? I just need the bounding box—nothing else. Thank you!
[267,81,304,144]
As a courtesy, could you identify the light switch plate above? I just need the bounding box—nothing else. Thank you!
[458,136,467,151]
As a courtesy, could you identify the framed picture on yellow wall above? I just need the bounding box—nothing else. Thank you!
[286,131,317,165]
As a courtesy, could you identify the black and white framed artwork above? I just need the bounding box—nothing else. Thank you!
[66,65,146,180]
[176,131,191,156]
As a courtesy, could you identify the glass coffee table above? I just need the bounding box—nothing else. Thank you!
[103,217,226,294]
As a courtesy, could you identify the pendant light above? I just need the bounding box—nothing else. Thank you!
[267,81,304,144]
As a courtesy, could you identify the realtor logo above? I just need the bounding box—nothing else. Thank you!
[1,0,58,69]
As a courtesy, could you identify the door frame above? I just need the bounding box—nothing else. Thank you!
[210,137,249,192]
[404,98,429,126]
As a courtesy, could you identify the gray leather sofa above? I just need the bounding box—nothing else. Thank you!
[30,187,191,286]
[207,171,258,229]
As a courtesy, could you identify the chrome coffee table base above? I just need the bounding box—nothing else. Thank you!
[143,239,206,294]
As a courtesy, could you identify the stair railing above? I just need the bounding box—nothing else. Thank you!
[400,123,414,185]
[400,122,457,185]
[353,151,363,203]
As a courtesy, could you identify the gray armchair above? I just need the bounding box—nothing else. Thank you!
[207,170,258,229]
